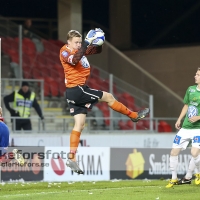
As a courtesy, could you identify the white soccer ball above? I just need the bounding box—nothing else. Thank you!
[92,31,105,46]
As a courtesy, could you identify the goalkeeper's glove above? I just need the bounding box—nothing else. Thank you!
[95,28,104,34]
[85,30,98,46]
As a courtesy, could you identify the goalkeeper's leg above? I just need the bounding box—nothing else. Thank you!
[66,119,84,175]
[100,92,149,122]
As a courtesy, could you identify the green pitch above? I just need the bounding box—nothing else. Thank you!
[0,180,199,200]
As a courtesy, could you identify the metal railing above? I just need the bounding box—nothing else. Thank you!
[5,116,177,133]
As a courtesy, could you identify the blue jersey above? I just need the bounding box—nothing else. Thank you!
[0,121,9,156]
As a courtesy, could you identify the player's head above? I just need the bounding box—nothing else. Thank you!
[24,19,32,28]
[67,30,82,50]
[21,81,29,93]
[0,107,2,117]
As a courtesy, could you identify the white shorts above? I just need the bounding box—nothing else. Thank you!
[172,128,200,150]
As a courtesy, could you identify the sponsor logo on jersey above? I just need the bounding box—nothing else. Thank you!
[85,103,91,108]
[67,99,75,104]
[68,55,74,64]
[62,51,68,57]
[187,105,198,118]
[189,88,195,93]
[70,108,74,113]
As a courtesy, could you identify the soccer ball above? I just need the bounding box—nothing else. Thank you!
[92,31,105,46]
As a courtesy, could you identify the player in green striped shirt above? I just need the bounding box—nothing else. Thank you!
[166,68,200,188]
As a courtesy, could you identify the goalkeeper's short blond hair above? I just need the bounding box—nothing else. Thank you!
[67,30,82,41]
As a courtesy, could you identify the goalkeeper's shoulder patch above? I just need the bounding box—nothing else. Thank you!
[61,51,69,57]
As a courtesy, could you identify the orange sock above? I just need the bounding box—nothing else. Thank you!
[109,100,138,119]
[70,130,81,153]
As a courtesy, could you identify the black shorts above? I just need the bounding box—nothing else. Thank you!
[66,85,103,116]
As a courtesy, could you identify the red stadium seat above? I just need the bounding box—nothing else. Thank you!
[54,63,63,70]
[101,79,109,91]
[32,68,42,79]
[121,92,135,110]
[59,83,66,96]
[158,121,172,133]
[2,44,10,54]
[44,77,59,97]
[40,68,50,78]
[118,94,128,107]
[22,38,36,56]
[87,78,101,90]
[50,52,60,64]
[42,50,51,57]
[42,39,59,52]
[136,120,145,130]
[7,49,19,63]
[36,54,46,65]
[6,37,15,43]
[102,110,110,126]
[39,77,50,97]
[50,69,60,79]
[57,67,65,80]
[5,37,18,51]
[126,120,133,129]
[50,81,59,97]
[118,120,129,130]
[96,102,108,112]
[23,54,31,66]
[46,59,55,69]
[90,66,100,78]
[22,65,32,79]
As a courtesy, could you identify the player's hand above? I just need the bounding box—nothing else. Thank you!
[188,116,200,123]
[10,109,19,116]
[175,120,181,130]
[85,30,98,46]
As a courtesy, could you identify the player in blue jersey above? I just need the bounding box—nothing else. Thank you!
[0,107,24,165]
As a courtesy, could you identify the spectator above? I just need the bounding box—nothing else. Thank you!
[23,19,34,39]
[3,81,44,131]
[23,19,44,52]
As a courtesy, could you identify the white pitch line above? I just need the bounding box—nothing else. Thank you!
[1,185,159,198]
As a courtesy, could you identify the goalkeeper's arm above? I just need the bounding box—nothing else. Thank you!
[71,30,98,64]
[85,45,103,55]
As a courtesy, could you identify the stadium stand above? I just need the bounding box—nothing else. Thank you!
[0,19,173,132]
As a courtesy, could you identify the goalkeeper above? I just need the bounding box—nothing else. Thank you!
[0,107,24,166]
[59,29,150,174]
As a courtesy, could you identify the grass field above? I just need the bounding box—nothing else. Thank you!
[0,179,199,200]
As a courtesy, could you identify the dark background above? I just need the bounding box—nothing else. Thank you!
[0,0,200,48]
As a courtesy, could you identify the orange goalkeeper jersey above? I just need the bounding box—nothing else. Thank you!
[60,44,102,88]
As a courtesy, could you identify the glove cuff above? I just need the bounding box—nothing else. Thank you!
[83,40,90,47]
